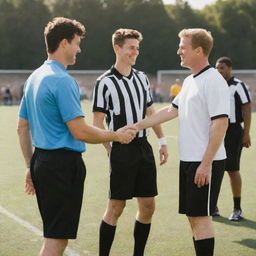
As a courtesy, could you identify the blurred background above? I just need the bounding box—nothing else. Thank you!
[0,0,255,107]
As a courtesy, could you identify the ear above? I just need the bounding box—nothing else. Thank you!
[113,44,121,54]
[195,46,203,55]
[59,38,69,49]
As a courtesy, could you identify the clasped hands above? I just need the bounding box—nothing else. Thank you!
[115,124,139,144]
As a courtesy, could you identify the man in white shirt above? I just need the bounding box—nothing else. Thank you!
[134,28,230,256]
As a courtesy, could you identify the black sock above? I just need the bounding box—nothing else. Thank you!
[194,237,215,256]
[133,220,151,256]
[99,220,116,256]
[233,197,241,210]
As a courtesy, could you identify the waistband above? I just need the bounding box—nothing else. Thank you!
[35,147,81,156]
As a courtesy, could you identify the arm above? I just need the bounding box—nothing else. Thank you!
[194,117,228,188]
[93,111,112,155]
[146,105,169,165]
[241,103,251,148]
[136,105,178,131]
[66,116,135,144]
[17,117,35,195]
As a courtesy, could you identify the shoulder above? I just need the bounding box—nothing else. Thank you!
[96,68,114,83]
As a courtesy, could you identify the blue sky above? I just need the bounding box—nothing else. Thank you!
[162,0,217,9]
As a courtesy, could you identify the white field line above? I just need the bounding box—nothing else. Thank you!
[0,205,80,256]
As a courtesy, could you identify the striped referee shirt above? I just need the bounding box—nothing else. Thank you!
[92,66,153,138]
[227,77,251,123]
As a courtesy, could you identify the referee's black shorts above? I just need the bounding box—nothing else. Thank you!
[224,123,243,171]
[30,148,86,239]
[109,137,157,200]
[179,160,225,217]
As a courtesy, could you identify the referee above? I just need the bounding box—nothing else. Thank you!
[215,56,251,221]
[92,28,168,256]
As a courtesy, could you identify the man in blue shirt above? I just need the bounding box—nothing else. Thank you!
[17,17,135,256]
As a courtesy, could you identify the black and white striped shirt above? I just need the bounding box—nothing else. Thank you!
[92,66,153,137]
[227,77,251,123]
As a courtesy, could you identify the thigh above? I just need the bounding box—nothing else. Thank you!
[134,141,158,198]
[179,161,213,217]
[110,143,139,200]
[225,125,243,171]
[31,149,86,239]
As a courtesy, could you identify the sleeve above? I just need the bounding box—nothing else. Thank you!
[237,82,251,104]
[205,76,230,120]
[55,77,84,123]
[18,95,28,120]
[92,79,109,113]
[145,75,153,107]
[172,91,180,108]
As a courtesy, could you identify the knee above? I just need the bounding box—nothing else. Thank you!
[107,202,126,219]
[139,202,155,218]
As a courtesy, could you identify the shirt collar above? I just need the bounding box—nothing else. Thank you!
[193,65,211,78]
[45,60,67,72]
[111,65,133,80]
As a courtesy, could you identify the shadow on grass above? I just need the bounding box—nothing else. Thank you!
[234,239,256,249]
[213,216,256,249]
[213,216,256,230]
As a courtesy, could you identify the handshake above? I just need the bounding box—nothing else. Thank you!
[114,124,139,144]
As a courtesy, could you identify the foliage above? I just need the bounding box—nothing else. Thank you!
[0,0,255,72]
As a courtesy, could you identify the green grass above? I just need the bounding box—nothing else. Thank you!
[0,101,255,256]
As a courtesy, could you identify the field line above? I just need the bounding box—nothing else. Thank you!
[0,205,80,256]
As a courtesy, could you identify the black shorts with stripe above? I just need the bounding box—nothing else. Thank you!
[30,148,86,239]
[109,137,157,200]
[224,123,243,171]
[179,160,225,217]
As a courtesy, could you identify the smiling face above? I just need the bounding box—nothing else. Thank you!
[115,38,140,67]
[177,36,199,69]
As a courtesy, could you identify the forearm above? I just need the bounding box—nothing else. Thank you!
[242,104,251,135]
[137,105,177,131]
[78,125,117,144]
[201,118,228,166]
[17,124,33,168]
[93,116,111,151]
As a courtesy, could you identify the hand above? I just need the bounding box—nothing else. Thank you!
[25,169,35,195]
[115,125,137,144]
[194,163,212,188]
[159,145,168,165]
[242,133,251,148]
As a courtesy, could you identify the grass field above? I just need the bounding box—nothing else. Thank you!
[0,101,255,256]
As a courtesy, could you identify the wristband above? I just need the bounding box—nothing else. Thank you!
[158,137,167,146]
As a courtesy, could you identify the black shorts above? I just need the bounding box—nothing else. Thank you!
[224,123,243,171]
[109,138,157,200]
[30,148,86,239]
[179,160,225,217]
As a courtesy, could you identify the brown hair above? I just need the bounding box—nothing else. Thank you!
[44,17,85,54]
[112,28,143,47]
[178,28,213,57]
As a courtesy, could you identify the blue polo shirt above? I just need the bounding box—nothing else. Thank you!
[19,60,86,152]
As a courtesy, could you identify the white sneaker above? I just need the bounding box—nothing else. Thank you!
[229,209,243,221]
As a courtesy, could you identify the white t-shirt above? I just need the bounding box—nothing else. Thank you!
[173,66,230,162]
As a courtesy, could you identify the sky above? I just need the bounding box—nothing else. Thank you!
[162,0,217,9]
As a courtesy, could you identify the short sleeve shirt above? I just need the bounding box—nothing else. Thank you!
[173,66,230,161]
[19,60,85,152]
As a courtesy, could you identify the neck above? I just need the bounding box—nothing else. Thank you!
[114,61,132,77]
[190,59,209,75]
[48,53,67,69]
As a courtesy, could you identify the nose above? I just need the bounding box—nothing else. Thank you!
[177,48,180,55]
[77,46,81,53]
